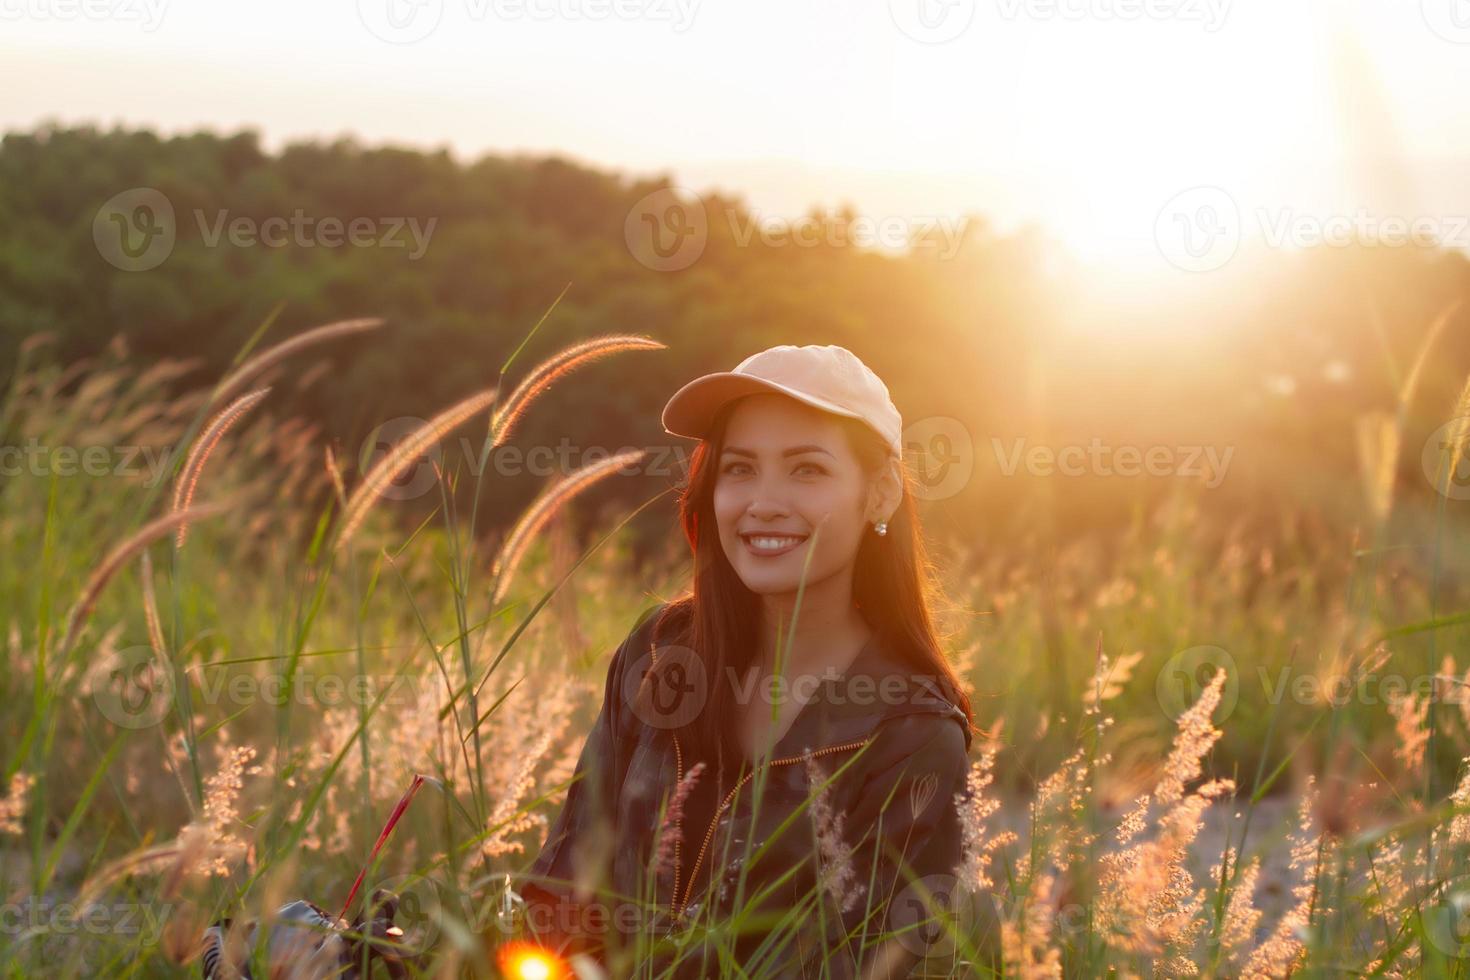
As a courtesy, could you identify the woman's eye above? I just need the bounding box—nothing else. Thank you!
[720,461,750,476]
[794,462,825,476]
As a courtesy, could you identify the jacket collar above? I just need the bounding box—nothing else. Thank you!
[759,629,972,759]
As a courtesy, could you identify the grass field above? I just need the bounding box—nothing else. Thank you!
[6,316,1470,978]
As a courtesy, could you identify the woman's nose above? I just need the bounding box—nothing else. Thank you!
[744,495,790,521]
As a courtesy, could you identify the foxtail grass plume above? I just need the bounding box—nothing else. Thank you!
[654,761,706,881]
[490,335,665,446]
[489,449,646,604]
[172,387,270,545]
[1400,299,1463,410]
[60,504,228,654]
[323,445,347,509]
[336,389,499,549]
[1354,410,1399,526]
[1440,370,1470,497]
[140,550,166,656]
[213,317,383,406]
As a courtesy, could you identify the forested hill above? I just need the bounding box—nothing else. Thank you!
[4,125,1469,552]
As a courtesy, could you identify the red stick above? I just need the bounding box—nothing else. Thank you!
[338,773,428,923]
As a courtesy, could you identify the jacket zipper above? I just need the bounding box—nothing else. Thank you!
[670,736,871,922]
[651,642,686,923]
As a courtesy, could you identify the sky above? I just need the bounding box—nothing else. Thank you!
[5,0,1469,267]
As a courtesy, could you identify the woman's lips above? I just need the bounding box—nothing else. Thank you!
[739,532,808,558]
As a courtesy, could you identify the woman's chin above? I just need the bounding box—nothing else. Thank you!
[732,565,823,597]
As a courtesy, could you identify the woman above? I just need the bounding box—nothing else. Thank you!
[516,344,977,979]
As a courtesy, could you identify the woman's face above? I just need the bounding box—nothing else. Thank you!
[712,393,883,599]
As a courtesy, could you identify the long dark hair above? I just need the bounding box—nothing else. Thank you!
[645,397,977,775]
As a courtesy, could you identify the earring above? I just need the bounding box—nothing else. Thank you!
[873,521,888,537]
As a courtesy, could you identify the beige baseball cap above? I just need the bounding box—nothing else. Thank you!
[661,344,902,459]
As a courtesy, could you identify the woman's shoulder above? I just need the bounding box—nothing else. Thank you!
[622,596,688,646]
[862,709,970,774]
[600,597,690,700]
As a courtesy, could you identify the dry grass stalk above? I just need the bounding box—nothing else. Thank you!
[489,449,646,604]
[60,504,229,654]
[172,387,269,545]
[956,745,1012,894]
[1388,690,1430,778]
[1153,668,1227,806]
[804,755,864,915]
[1239,780,1321,978]
[335,388,499,549]
[490,335,665,446]
[213,317,383,406]
[1213,849,1262,969]
[482,732,553,858]
[1001,871,1063,979]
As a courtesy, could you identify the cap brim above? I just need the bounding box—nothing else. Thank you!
[661,373,866,442]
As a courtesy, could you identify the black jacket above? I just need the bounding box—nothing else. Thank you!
[515,601,974,978]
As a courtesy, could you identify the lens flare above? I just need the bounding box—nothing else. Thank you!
[496,940,571,980]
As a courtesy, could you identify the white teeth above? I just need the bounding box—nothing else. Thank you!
[747,535,805,551]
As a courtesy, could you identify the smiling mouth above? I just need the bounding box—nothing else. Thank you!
[739,532,809,557]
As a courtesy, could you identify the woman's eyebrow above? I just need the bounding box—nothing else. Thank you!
[721,444,836,459]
